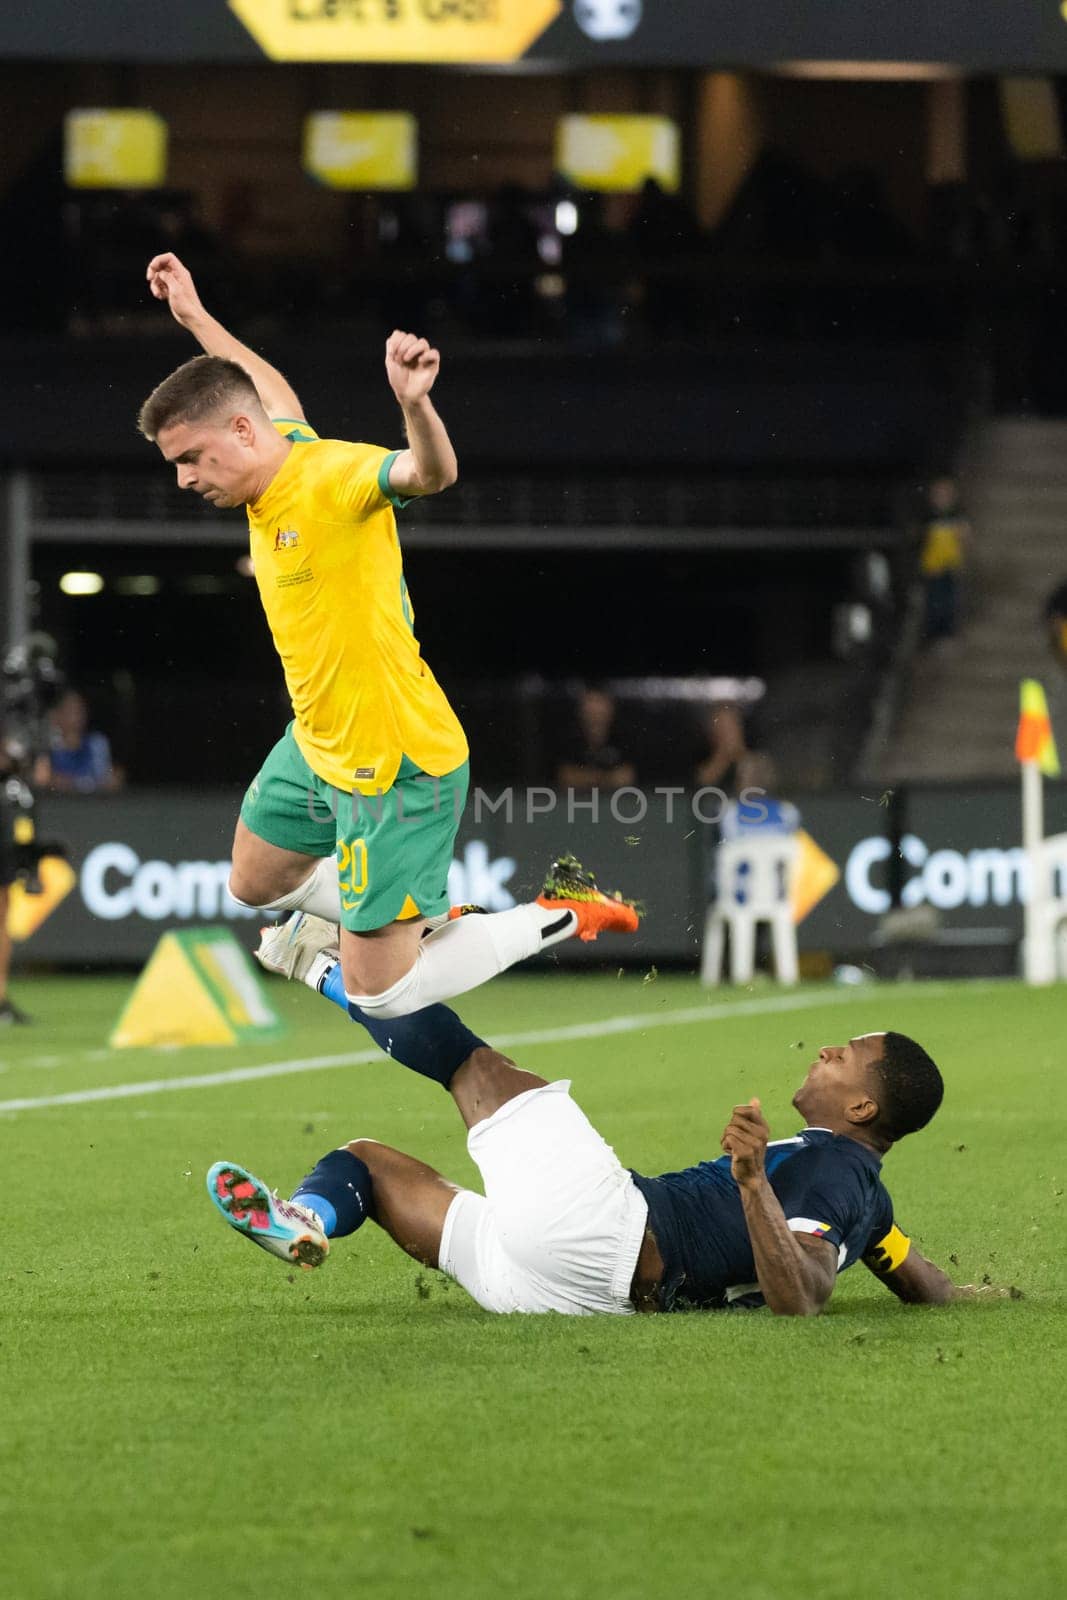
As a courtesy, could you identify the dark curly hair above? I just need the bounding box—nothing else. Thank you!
[868,1032,944,1141]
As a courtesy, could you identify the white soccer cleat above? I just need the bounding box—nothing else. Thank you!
[255,911,339,982]
[206,1161,330,1270]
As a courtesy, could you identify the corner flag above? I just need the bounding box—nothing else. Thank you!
[1015,679,1061,777]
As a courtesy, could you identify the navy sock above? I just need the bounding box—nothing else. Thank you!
[291,1149,373,1239]
[349,1000,487,1089]
[320,963,486,1089]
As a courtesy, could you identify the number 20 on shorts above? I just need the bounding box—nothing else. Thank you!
[337,838,368,905]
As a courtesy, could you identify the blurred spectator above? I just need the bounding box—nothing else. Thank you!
[40,691,124,795]
[1046,579,1067,670]
[827,168,914,263]
[694,702,748,794]
[719,752,800,840]
[919,476,970,645]
[561,191,625,347]
[481,183,542,337]
[713,149,828,263]
[627,177,701,256]
[626,177,702,338]
[556,686,636,791]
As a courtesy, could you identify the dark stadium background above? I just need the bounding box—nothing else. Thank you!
[4,16,1067,1600]
[1,2,1066,970]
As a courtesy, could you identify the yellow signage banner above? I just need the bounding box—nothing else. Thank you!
[790,830,841,925]
[230,0,561,64]
[6,856,77,943]
[64,109,168,189]
[555,115,681,193]
[1000,77,1064,161]
[304,112,417,189]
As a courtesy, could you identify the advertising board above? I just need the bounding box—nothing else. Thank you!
[1,3,1065,71]
[13,784,1065,969]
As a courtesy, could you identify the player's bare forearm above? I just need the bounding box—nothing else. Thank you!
[146,252,304,420]
[184,308,303,421]
[887,1251,956,1304]
[723,1098,836,1315]
[383,330,457,497]
[395,395,458,496]
[738,1178,836,1316]
[870,1244,1014,1306]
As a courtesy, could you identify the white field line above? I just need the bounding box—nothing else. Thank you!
[0,982,990,1118]
[0,1045,114,1074]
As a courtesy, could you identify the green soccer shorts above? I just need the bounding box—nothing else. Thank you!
[240,722,469,933]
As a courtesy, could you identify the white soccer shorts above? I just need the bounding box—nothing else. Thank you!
[438,1080,649,1316]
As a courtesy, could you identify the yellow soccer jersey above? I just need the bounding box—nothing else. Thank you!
[920,518,966,577]
[246,420,468,795]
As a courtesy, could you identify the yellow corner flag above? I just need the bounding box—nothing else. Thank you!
[1016,679,1061,777]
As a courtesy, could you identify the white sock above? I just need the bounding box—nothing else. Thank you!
[252,856,342,921]
[349,902,576,1019]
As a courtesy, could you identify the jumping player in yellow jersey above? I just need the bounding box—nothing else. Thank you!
[138,253,638,1025]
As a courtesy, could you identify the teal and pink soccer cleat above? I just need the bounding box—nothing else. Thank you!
[206,1161,329,1270]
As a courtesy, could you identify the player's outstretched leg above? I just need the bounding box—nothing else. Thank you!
[207,1141,383,1269]
[206,1143,462,1275]
[255,854,639,1022]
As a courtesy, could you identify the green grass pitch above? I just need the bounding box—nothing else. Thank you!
[1,971,1064,1600]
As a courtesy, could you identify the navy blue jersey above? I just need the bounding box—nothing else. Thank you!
[631,1128,895,1311]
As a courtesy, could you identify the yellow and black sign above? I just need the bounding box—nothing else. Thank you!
[2,3,1064,68]
[304,112,417,188]
[790,830,841,925]
[6,856,77,942]
[64,109,168,189]
[555,115,681,193]
[229,0,561,63]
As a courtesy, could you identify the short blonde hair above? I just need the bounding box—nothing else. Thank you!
[138,355,263,441]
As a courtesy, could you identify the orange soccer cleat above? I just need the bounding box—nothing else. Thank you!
[536,853,641,943]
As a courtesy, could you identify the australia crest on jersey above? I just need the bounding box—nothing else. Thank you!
[274,527,300,551]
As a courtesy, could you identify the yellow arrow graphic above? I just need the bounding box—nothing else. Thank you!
[229,0,562,64]
[790,830,841,925]
[6,855,77,943]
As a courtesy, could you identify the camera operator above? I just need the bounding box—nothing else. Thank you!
[0,635,72,1025]
[0,732,29,1025]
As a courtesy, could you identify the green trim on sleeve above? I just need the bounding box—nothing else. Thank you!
[378,448,414,510]
[272,418,319,443]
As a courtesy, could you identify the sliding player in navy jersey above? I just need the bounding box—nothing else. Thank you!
[206,1009,1006,1316]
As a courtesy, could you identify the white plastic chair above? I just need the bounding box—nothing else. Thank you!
[1026,830,1067,984]
[702,833,799,986]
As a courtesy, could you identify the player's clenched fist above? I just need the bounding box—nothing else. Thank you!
[721,1097,770,1189]
[385,329,441,405]
[146,252,205,329]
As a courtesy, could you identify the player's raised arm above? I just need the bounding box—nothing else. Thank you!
[145,252,306,423]
[863,1228,1014,1304]
[383,329,458,499]
[723,1099,839,1317]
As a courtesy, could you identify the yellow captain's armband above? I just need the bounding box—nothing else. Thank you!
[863,1223,912,1275]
